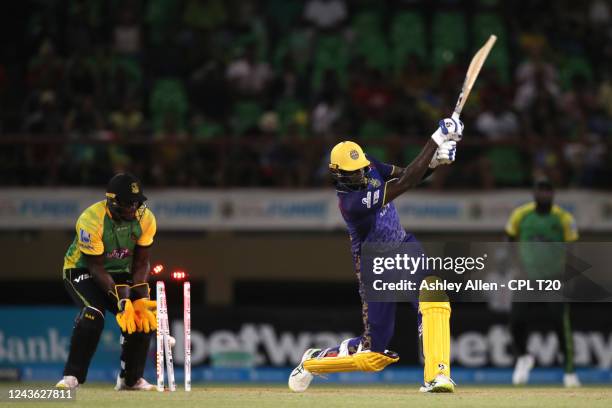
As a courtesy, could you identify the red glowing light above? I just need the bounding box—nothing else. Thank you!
[151,264,164,275]
[172,270,187,280]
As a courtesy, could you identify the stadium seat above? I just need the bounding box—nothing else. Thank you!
[230,101,263,136]
[391,12,427,73]
[363,145,388,163]
[487,147,526,186]
[150,79,189,132]
[275,97,305,137]
[145,0,181,46]
[472,13,511,82]
[273,30,312,74]
[359,120,389,142]
[432,12,468,70]
[559,55,593,90]
[351,11,383,37]
[312,34,350,91]
[349,11,390,71]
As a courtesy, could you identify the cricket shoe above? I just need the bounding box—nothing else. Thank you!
[563,373,581,388]
[288,348,321,392]
[55,375,79,390]
[512,354,535,385]
[419,374,456,393]
[114,375,154,391]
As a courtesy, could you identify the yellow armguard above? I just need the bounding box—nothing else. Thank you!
[303,351,399,374]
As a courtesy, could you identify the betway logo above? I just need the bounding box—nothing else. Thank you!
[170,322,353,366]
[0,329,69,363]
[450,325,612,369]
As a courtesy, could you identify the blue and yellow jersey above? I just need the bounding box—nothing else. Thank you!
[63,201,156,273]
[337,156,407,258]
[505,202,578,278]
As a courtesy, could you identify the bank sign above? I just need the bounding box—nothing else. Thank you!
[0,307,120,372]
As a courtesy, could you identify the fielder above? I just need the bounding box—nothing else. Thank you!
[506,177,580,387]
[55,173,158,390]
[289,118,462,393]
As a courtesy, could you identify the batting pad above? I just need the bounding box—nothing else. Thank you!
[303,350,399,374]
[420,301,451,383]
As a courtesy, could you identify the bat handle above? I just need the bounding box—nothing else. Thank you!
[451,112,460,122]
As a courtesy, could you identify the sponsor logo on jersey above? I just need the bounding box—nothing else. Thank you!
[106,248,131,259]
[73,273,91,283]
[368,178,381,188]
[79,229,91,243]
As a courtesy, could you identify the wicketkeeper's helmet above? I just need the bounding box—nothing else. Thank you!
[106,173,147,221]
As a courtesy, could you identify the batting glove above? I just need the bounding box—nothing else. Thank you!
[429,140,457,168]
[431,118,464,146]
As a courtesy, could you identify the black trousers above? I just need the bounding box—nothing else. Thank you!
[510,302,575,373]
[62,268,152,385]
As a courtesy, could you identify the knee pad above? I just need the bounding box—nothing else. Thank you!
[76,306,105,332]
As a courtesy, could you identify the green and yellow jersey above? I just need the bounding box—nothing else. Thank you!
[63,201,156,274]
[505,202,578,278]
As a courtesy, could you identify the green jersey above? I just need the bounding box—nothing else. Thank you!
[63,200,157,274]
[505,202,578,278]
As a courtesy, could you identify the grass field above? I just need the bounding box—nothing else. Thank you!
[2,384,612,408]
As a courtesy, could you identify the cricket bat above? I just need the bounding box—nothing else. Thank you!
[452,34,497,121]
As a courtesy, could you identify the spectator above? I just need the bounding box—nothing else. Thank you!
[23,90,63,134]
[109,98,144,138]
[303,0,347,30]
[475,98,520,141]
[27,40,63,91]
[113,8,142,56]
[226,45,272,97]
[514,38,560,112]
[64,95,104,139]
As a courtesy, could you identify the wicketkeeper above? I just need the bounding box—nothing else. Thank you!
[289,118,462,393]
[55,173,158,390]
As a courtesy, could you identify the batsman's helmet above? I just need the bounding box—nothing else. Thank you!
[329,141,370,172]
[329,141,371,191]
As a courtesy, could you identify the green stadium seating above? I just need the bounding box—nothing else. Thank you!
[312,34,350,91]
[432,12,468,70]
[150,79,189,132]
[359,120,389,141]
[391,12,427,73]
[363,145,388,162]
[275,97,304,137]
[472,13,511,81]
[230,101,263,136]
[487,147,526,186]
[559,55,593,90]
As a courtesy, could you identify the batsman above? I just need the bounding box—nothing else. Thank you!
[55,173,158,390]
[289,119,462,393]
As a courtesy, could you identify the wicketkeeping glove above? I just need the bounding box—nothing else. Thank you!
[110,284,137,334]
[429,140,457,168]
[431,117,464,146]
[131,283,157,334]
